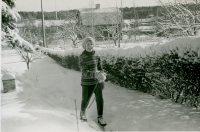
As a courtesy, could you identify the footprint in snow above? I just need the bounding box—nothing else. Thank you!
[111,106,118,111]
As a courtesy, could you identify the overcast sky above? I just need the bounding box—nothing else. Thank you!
[14,0,160,12]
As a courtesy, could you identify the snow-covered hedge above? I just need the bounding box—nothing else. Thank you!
[42,37,200,108]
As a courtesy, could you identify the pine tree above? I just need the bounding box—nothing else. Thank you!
[1,0,34,52]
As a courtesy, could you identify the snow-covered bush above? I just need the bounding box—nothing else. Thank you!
[1,0,34,53]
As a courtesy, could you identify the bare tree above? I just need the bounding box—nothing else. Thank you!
[101,23,116,46]
[88,0,95,38]
[115,0,123,48]
[15,46,42,69]
[100,1,123,47]
[123,1,142,41]
[18,19,43,46]
[131,1,141,41]
[155,0,200,37]
[55,15,82,48]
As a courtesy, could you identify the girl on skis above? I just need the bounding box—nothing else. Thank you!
[79,36,107,126]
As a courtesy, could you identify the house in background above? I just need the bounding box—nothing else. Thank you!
[122,17,156,34]
[76,4,122,40]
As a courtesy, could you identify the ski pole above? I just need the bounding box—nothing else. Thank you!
[74,99,79,132]
[87,96,96,109]
[87,82,104,109]
[83,81,99,111]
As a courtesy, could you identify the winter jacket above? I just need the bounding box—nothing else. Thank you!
[79,50,103,85]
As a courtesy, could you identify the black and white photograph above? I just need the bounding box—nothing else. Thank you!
[1,0,200,131]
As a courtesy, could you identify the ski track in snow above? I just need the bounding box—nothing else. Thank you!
[1,49,200,131]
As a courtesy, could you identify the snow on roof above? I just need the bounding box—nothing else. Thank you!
[79,7,121,26]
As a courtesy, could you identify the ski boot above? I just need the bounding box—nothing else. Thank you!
[80,111,87,121]
[97,117,107,126]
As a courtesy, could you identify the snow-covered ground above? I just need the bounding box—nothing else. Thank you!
[1,49,200,131]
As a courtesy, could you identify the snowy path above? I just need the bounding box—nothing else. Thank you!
[1,50,95,132]
[1,50,200,131]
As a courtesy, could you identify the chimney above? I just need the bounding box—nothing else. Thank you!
[96,4,100,9]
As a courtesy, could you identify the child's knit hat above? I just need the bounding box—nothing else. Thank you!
[82,37,95,49]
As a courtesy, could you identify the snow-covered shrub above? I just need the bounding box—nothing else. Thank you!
[1,1,34,53]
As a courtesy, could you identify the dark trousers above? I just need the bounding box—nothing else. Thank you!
[81,82,104,117]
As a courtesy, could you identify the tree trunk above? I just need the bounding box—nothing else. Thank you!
[72,39,77,48]
[26,52,30,69]
[118,34,120,48]
[114,39,117,46]
[27,62,30,70]
[194,0,198,36]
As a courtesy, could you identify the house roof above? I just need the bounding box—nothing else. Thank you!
[79,7,122,26]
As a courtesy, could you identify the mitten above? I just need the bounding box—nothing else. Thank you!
[95,71,106,82]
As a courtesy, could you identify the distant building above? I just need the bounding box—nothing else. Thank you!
[17,19,69,28]
[130,18,155,26]
[122,18,156,33]
[17,19,72,34]
[76,4,122,39]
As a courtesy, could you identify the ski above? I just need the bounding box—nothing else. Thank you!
[93,119,106,131]
[87,119,105,131]
[80,118,87,122]
[71,113,107,131]
[71,113,88,122]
